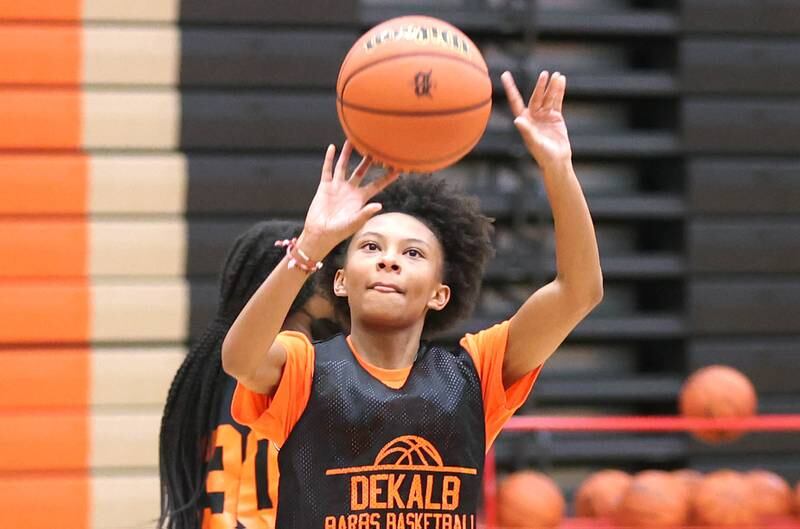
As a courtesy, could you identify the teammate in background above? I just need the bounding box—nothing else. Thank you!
[158,220,338,529]
[222,71,603,528]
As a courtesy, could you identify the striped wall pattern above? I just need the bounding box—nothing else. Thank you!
[2,4,368,528]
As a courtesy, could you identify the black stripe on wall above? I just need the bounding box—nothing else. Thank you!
[186,155,321,215]
[180,29,355,88]
[180,93,343,151]
[688,159,800,215]
[179,0,359,25]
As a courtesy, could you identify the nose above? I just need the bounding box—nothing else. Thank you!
[377,253,400,272]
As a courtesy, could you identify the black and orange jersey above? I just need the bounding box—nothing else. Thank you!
[202,375,278,529]
[232,321,542,528]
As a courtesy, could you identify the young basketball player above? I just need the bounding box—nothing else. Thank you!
[159,220,340,529]
[222,71,603,528]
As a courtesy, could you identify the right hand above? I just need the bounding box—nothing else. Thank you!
[300,141,400,258]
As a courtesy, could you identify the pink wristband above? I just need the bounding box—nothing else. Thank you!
[274,238,323,274]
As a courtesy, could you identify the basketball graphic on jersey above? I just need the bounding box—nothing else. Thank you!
[326,435,477,476]
[323,435,479,529]
[374,436,444,467]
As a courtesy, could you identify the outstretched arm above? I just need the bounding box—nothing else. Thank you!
[222,142,398,394]
[501,70,603,388]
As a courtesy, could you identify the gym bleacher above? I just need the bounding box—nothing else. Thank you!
[1,0,799,526]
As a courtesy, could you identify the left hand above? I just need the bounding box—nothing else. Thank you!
[301,141,399,259]
[501,70,572,169]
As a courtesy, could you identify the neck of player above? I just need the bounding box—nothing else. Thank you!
[349,318,424,370]
[283,307,314,336]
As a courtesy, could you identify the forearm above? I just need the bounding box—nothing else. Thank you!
[540,158,603,303]
[221,235,318,381]
[220,140,397,386]
[500,70,603,382]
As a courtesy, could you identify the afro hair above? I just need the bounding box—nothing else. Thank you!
[319,174,494,337]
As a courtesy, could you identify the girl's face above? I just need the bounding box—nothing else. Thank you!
[334,212,450,331]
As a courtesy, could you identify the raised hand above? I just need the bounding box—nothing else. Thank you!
[301,141,399,258]
[501,70,572,169]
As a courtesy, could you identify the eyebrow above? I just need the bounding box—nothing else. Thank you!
[358,231,432,248]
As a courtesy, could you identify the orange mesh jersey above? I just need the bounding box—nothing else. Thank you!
[232,322,540,527]
[202,376,278,529]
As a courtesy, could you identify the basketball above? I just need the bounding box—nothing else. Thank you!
[497,471,565,528]
[679,365,757,443]
[336,16,492,173]
[747,470,793,517]
[672,469,703,497]
[795,481,800,515]
[615,470,689,527]
[672,469,703,523]
[574,469,632,518]
[694,470,757,526]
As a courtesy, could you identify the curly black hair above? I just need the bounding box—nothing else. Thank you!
[158,220,319,529]
[318,174,494,337]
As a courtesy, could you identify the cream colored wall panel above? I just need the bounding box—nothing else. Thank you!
[83,0,179,22]
[83,91,180,149]
[89,220,187,276]
[91,473,160,529]
[83,27,180,85]
[89,155,187,214]
[91,280,189,341]
[91,413,159,469]
[92,347,186,406]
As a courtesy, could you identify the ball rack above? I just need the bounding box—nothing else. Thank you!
[483,415,800,529]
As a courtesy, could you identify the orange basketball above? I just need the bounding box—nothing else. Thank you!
[615,470,689,527]
[795,481,800,515]
[747,470,793,517]
[497,471,565,529]
[679,365,757,443]
[574,470,632,518]
[336,16,492,173]
[672,469,703,498]
[694,470,757,526]
[672,469,703,522]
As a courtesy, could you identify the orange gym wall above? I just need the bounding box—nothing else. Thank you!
[0,15,90,529]
[0,7,192,526]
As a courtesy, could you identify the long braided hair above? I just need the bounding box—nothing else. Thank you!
[158,220,318,529]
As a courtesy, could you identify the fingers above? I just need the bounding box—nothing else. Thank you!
[513,116,532,136]
[354,202,384,228]
[529,70,549,111]
[554,74,566,113]
[348,154,372,186]
[320,144,336,182]
[503,70,556,116]
[363,167,401,197]
[512,117,536,153]
[501,71,526,117]
[543,72,563,111]
[333,141,353,181]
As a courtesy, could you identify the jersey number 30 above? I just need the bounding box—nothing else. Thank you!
[203,424,276,529]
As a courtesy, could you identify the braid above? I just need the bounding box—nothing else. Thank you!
[158,220,317,529]
[159,325,223,529]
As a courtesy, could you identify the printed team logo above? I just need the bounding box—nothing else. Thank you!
[363,24,471,57]
[413,70,434,98]
[324,435,477,529]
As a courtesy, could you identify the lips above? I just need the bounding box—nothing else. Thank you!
[369,281,404,294]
